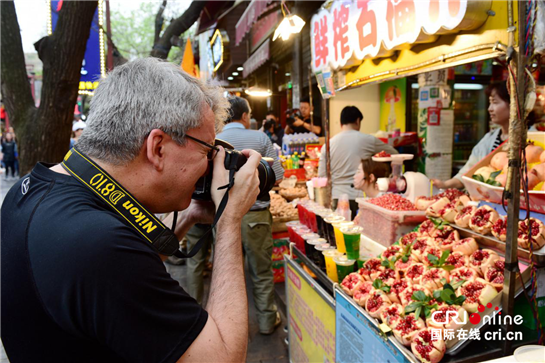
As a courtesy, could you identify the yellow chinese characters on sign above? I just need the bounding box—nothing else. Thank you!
[79,81,100,91]
[287,261,335,362]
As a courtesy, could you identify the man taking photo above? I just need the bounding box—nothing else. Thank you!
[1,58,260,363]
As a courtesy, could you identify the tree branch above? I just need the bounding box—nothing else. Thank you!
[154,0,167,46]
[150,0,206,59]
[1,1,36,128]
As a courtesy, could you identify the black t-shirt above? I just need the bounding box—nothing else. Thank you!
[290,115,323,136]
[1,163,207,363]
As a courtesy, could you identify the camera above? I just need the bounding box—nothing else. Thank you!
[192,139,276,202]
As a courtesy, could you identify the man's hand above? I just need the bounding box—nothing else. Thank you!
[292,118,304,127]
[210,147,260,222]
[185,199,216,225]
[430,178,446,189]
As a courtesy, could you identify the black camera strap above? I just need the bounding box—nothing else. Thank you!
[61,147,235,258]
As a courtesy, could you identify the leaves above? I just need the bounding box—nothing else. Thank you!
[373,279,391,293]
[472,174,486,182]
[412,290,427,302]
[490,170,502,180]
[433,282,467,306]
[405,293,438,319]
[429,217,450,230]
[427,250,455,272]
[472,171,503,187]
[381,256,396,270]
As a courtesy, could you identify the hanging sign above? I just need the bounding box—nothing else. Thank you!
[310,0,491,73]
[49,0,105,96]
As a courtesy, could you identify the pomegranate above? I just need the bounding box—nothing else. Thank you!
[365,290,392,319]
[452,237,479,256]
[445,251,469,269]
[417,220,438,237]
[422,246,442,267]
[491,151,508,170]
[440,199,464,223]
[387,279,411,304]
[431,225,459,241]
[400,284,430,307]
[421,268,449,290]
[492,217,507,242]
[450,267,478,284]
[495,172,507,187]
[426,197,450,218]
[469,249,500,276]
[412,237,433,262]
[457,278,499,313]
[411,328,446,363]
[393,315,426,346]
[518,218,545,250]
[380,303,404,328]
[526,142,544,164]
[426,305,468,331]
[484,261,505,292]
[353,281,376,306]
[455,205,476,228]
[416,196,440,211]
[405,263,426,285]
[383,245,402,260]
[376,268,400,286]
[541,150,545,163]
[469,206,499,235]
[341,272,364,296]
[395,255,416,275]
[527,169,541,190]
[359,258,384,281]
[400,232,419,247]
[531,163,545,182]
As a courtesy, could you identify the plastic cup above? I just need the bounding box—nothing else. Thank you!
[293,227,310,254]
[357,258,366,269]
[333,221,353,254]
[341,225,364,260]
[334,254,356,282]
[286,221,302,243]
[324,215,345,247]
[302,233,320,256]
[313,242,334,271]
[323,249,342,282]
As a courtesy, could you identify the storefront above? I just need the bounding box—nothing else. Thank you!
[279,1,545,362]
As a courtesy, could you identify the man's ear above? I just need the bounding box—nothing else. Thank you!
[146,129,169,171]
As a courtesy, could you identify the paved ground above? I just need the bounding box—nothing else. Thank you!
[0,173,288,362]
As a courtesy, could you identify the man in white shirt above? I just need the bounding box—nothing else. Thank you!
[318,106,398,217]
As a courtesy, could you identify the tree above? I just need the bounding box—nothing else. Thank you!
[1,1,98,175]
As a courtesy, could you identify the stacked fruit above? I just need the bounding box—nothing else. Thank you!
[340,218,503,363]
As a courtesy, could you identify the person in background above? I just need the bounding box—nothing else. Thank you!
[318,106,398,218]
[432,81,510,190]
[8,126,19,176]
[285,97,322,136]
[1,132,17,180]
[70,120,87,148]
[263,118,284,147]
[353,159,392,198]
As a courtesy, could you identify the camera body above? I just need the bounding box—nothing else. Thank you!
[192,140,276,202]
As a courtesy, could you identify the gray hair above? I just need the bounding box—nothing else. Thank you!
[77,57,229,165]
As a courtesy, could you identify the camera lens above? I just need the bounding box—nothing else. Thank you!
[257,159,275,200]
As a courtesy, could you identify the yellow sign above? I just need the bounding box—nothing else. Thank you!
[286,259,335,362]
[379,78,407,132]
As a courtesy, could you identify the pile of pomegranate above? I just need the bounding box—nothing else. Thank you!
[369,194,418,211]
[472,141,545,189]
[341,218,504,363]
[424,192,545,251]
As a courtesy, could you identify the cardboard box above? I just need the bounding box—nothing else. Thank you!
[461,132,545,213]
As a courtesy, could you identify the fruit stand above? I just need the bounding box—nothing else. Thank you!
[282,1,545,362]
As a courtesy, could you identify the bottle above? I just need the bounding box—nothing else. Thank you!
[292,152,300,169]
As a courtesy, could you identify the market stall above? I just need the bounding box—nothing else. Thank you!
[281,0,545,362]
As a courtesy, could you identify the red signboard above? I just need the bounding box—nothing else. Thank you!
[310,0,491,73]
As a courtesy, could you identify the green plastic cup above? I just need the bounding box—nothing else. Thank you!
[341,225,364,260]
[333,254,356,282]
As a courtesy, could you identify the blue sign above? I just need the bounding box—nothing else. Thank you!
[336,290,411,363]
[50,0,104,94]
